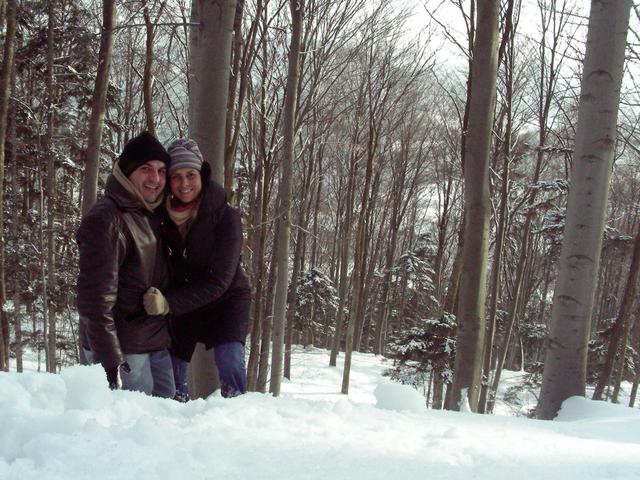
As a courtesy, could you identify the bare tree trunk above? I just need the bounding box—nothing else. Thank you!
[373,177,403,355]
[257,239,277,392]
[486,0,566,412]
[246,155,267,391]
[330,154,357,367]
[432,173,455,304]
[246,17,271,389]
[142,0,164,137]
[188,0,237,398]
[224,0,262,198]
[593,224,640,401]
[39,169,50,371]
[269,0,303,397]
[449,0,500,412]
[342,100,380,393]
[284,225,303,379]
[477,0,516,415]
[45,0,57,373]
[537,258,552,325]
[9,102,20,371]
[611,317,634,402]
[537,0,631,420]
[284,139,315,378]
[362,199,388,352]
[311,153,323,268]
[0,0,16,372]
[446,229,464,304]
[189,0,236,183]
[80,0,115,216]
[630,365,639,407]
[478,117,510,413]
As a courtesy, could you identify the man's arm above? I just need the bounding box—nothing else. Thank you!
[76,208,126,369]
[165,205,244,318]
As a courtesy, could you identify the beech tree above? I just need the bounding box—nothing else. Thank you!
[448,0,500,412]
[270,0,303,397]
[80,0,115,216]
[187,0,237,399]
[537,0,632,420]
[485,0,577,414]
[0,0,16,372]
[592,223,640,402]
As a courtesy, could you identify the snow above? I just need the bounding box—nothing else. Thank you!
[1,300,14,313]
[2,347,640,480]
[374,378,425,413]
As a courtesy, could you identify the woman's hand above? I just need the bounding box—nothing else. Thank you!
[143,287,170,315]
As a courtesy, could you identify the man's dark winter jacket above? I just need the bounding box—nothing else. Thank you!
[76,175,170,369]
[162,179,251,360]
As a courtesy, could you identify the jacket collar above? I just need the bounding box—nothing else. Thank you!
[104,174,146,212]
[196,180,227,219]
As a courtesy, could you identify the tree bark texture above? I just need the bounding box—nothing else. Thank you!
[142,1,158,137]
[0,0,16,372]
[592,223,640,401]
[269,0,303,397]
[477,0,515,415]
[45,0,57,373]
[189,0,237,184]
[80,0,115,216]
[449,0,500,412]
[188,0,237,398]
[537,0,631,420]
[329,145,358,367]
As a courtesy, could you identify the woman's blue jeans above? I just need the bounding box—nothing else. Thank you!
[171,341,247,400]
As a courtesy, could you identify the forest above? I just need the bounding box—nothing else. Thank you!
[0,0,638,421]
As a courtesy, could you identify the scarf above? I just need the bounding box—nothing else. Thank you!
[166,194,200,240]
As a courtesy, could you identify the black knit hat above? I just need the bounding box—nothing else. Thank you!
[117,131,171,177]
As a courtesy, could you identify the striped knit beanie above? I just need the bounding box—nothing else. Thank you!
[167,139,204,173]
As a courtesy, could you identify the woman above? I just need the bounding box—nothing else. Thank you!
[143,139,251,400]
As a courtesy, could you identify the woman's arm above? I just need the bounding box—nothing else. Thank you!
[166,205,244,317]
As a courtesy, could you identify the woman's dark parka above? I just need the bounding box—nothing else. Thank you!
[162,175,251,361]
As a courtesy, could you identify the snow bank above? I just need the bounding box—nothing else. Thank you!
[374,378,425,412]
[1,348,639,480]
[554,395,640,445]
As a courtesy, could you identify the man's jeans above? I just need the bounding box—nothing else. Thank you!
[85,348,176,399]
[171,341,247,400]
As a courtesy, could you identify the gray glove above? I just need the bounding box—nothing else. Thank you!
[143,287,170,315]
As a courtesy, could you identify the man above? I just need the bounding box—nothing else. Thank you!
[77,131,175,398]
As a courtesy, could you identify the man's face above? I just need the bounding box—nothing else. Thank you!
[128,160,167,203]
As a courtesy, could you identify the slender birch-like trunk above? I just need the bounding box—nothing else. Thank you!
[0,0,16,372]
[592,224,640,401]
[449,0,500,412]
[80,0,115,216]
[269,0,303,396]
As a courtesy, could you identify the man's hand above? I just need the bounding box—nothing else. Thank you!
[143,287,170,315]
[104,362,131,390]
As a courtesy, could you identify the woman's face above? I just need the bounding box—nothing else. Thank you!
[170,167,202,204]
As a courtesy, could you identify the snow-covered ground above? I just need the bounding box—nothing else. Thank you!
[1,347,639,480]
